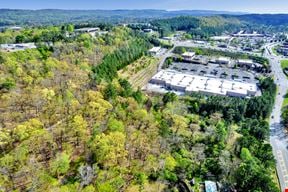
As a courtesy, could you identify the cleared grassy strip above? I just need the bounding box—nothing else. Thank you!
[272,168,281,192]
[281,60,288,79]
[283,92,288,108]
[281,60,288,69]
[118,56,159,88]
[131,64,157,88]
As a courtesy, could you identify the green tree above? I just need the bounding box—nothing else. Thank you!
[163,92,177,106]
[51,152,71,177]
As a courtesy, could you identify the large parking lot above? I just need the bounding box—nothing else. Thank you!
[169,62,257,83]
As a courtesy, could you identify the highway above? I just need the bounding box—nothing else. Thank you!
[264,44,288,192]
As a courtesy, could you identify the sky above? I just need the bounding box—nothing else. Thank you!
[1,0,288,13]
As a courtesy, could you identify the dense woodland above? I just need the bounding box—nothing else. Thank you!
[150,16,244,39]
[0,23,280,192]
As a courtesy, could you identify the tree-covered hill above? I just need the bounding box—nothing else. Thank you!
[0,9,244,26]
[151,16,244,38]
[1,9,288,28]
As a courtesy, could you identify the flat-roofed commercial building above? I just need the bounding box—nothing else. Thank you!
[237,59,254,67]
[149,70,258,98]
[182,52,196,61]
[216,57,230,65]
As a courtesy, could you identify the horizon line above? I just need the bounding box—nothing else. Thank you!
[1,8,288,14]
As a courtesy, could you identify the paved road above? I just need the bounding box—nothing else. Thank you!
[264,44,288,192]
[157,46,175,71]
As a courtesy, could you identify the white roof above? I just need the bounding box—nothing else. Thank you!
[75,27,100,32]
[205,181,217,192]
[182,52,195,57]
[211,36,231,40]
[150,70,257,97]
[149,47,161,53]
[0,43,36,51]
[238,59,253,64]
[217,57,230,62]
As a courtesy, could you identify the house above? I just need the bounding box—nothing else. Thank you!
[182,52,196,61]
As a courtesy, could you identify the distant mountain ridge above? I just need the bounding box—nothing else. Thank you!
[0,9,288,26]
[0,9,246,26]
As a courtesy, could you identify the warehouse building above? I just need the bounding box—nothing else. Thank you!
[149,70,258,98]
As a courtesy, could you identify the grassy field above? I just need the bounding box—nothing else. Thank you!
[281,60,288,79]
[118,56,159,88]
[281,60,288,69]
[281,61,288,108]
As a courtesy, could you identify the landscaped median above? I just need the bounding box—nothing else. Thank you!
[281,60,288,78]
[283,92,288,108]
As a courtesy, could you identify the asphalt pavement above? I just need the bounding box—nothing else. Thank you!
[265,44,288,192]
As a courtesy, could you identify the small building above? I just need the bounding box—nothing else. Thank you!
[9,26,22,31]
[237,59,254,68]
[216,57,230,65]
[143,29,153,33]
[205,181,217,192]
[148,47,161,56]
[182,52,195,61]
